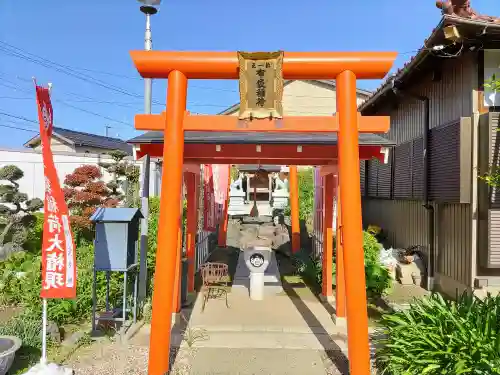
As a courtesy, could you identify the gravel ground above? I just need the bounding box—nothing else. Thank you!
[65,339,378,375]
[66,341,196,375]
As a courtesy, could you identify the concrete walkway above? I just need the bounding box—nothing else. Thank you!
[131,285,351,374]
[168,216,355,374]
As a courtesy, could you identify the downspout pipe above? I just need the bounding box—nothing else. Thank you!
[391,79,435,290]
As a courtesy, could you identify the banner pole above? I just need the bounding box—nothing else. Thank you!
[40,81,52,365]
[41,298,48,364]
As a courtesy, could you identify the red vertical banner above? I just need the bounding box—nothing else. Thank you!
[212,164,230,222]
[36,85,77,299]
[203,165,216,232]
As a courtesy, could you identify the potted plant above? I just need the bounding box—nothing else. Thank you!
[0,336,22,375]
[484,73,500,106]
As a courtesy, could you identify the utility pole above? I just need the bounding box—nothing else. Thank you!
[137,0,160,304]
[140,1,159,115]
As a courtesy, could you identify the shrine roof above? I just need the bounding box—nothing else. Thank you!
[127,131,395,146]
[359,15,500,114]
[237,165,282,172]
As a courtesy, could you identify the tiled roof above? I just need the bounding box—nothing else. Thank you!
[237,165,282,172]
[128,130,395,146]
[25,127,133,155]
[359,15,500,113]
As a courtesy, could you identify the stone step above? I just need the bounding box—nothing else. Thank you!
[173,330,348,350]
[181,324,347,335]
[185,348,330,375]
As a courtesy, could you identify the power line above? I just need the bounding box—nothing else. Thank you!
[0,96,32,100]
[0,74,339,115]
[0,41,166,106]
[0,71,228,110]
[0,111,39,124]
[0,75,134,127]
[0,123,37,133]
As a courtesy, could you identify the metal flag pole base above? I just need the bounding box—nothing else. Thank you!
[41,298,48,364]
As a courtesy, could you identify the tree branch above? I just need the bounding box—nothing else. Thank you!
[0,221,14,246]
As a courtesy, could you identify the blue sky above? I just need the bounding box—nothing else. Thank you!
[0,0,497,148]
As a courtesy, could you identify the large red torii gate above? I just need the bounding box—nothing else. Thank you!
[130,50,396,375]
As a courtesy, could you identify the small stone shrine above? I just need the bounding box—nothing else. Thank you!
[228,172,247,216]
[272,172,289,211]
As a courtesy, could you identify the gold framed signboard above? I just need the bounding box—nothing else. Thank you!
[237,51,284,120]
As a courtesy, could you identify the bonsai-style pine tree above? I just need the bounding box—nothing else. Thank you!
[98,150,140,208]
[0,165,43,260]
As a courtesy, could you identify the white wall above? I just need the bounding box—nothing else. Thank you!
[32,137,75,153]
[0,148,160,201]
[484,49,500,107]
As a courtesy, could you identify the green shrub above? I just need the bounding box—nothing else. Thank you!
[305,231,392,297]
[292,248,322,285]
[24,212,44,254]
[283,168,314,222]
[364,262,391,297]
[146,196,186,293]
[147,196,160,278]
[375,292,500,374]
[0,245,123,326]
[298,168,314,222]
[361,231,392,297]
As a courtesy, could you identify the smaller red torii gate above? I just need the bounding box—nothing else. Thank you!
[130,50,396,375]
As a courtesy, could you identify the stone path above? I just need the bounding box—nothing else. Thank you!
[167,216,352,374]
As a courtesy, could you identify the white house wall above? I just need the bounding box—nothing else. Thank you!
[228,80,368,116]
[33,137,75,153]
[0,148,159,202]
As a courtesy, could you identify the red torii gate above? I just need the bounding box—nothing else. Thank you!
[130,50,396,375]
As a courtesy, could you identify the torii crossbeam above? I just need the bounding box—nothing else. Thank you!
[130,50,396,375]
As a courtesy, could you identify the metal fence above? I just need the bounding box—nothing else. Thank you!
[312,168,324,261]
[195,164,214,271]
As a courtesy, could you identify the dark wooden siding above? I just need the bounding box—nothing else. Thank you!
[362,199,473,288]
[360,55,475,293]
[393,142,412,199]
[373,55,474,145]
[437,203,472,287]
[385,119,471,202]
[412,138,424,200]
[377,159,392,198]
[429,121,461,202]
[360,160,366,196]
[367,159,378,197]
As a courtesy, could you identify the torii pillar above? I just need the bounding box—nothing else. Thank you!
[337,70,371,373]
